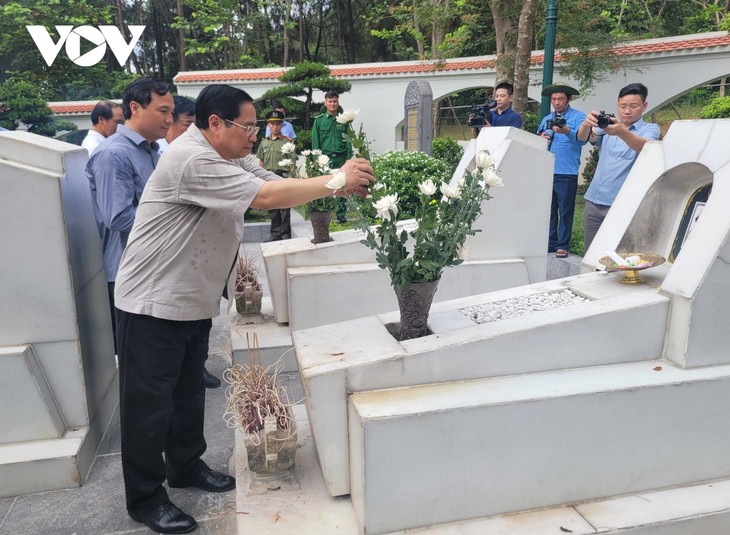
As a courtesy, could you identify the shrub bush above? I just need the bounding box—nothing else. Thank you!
[372,150,451,218]
[699,96,730,119]
[431,137,464,176]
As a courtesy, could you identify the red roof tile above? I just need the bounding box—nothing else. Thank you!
[173,33,730,84]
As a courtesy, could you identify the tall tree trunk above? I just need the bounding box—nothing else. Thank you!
[152,4,164,78]
[345,0,356,62]
[283,0,292,66]
[298,0,306,62]
[335,0,346,63]
[176,0,187,71]
[512,0,538,116]
[413,0,425,58]
[489,0,516,84]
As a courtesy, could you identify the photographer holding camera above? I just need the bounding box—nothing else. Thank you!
[468,82,523,132]
[537,83,587,258]
[577,83,660,251]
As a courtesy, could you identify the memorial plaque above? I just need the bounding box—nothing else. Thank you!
[404,80,433,154]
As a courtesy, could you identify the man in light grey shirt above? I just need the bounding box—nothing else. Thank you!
[113,84,375,534]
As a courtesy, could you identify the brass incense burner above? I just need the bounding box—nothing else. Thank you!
[599,252,666,284]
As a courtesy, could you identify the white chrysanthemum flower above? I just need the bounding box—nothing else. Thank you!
[317,154,330,167]
[475,150,495,170]
[418,179,437,196]
[311,149,322,156]
[441,183,461,200]
[373,193,399,221]
[298,166,309,178]
[372,182,386,191]
[278,158,292,167]
[280,142,296,155]
[325,170,347,190]
[457,176,466,188]
[482,168,504,188]
[336,109,359,124]
[301,149,311,156]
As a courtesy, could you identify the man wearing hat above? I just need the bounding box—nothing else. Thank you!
[257,109,294,241]
[537,83,587,259]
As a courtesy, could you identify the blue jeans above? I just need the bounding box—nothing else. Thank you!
[549,174,578,252]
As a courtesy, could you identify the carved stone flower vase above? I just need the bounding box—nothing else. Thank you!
[310,210,333,244]
[393,279,440,340]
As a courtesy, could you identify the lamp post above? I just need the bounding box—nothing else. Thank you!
[541,0,558,118]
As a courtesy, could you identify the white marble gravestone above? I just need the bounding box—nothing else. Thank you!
[262,126,554,331]
[0,132,118,497]
[293,119,730,534]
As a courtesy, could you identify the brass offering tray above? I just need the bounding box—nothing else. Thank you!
[598,252,666,285]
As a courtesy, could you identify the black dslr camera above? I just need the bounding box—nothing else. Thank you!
[596,110,616,129]
[467,98,498,127]
[545,112,567,130]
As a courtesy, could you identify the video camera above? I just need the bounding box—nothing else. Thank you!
[596,110,616,129]
[545,112,567,130]
[467,98,498,127]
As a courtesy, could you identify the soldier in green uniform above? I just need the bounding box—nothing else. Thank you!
[311,90,352,223]
[257,110,294,241]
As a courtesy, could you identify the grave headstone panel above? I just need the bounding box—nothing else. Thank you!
[404,80,433,154]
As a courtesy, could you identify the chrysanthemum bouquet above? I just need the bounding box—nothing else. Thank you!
[336,109,370,160]
[278,143,342,213]
[355,149,504,291]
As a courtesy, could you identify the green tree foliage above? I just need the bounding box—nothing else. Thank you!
[431,136,463,175]
[261,62,351,129]
[699,96,730,119]
[0,79,76,135]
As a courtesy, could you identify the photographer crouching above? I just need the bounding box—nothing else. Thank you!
[468,82,523,135]
[537,83,587,259]
[577,83,660,252]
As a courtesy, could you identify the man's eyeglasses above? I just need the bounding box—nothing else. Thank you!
[618,104,643,111]
[225,119,260,136]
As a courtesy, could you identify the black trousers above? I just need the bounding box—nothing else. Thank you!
[116,309,211,512]
[268,208,291,239]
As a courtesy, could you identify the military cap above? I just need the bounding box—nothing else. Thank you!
[266,110,285,122]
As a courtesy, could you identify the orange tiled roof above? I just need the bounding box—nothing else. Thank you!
[173,33,730,84]
[49,102,95,114]
[48,99,122,115]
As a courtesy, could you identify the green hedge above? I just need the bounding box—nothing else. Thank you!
[431,137,464,176]
[699,96,730,119]
[372,150,451,218]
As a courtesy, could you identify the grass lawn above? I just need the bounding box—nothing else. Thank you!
[569,192,586,257]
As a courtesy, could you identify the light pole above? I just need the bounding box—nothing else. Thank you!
[541,0,558,118]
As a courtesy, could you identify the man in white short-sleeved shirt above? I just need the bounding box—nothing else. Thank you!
[113,83,375,534]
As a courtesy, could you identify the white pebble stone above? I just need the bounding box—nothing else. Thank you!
[460,290,589,324]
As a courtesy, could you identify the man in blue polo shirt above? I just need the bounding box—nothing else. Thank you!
[537,83,587,258]
[577,83,660,251]
[486,82,523,128]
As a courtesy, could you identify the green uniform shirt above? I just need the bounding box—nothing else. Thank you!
[256,136,289,175]
[311,113,352,168]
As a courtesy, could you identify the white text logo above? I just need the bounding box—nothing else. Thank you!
[26,25,145,67]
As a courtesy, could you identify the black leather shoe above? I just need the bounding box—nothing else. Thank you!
[203,368,220,389]
[169,468,236,493]
[129,503,197,534]
[337,217,347,224]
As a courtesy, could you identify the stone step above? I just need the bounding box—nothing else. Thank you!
[348,360,730,534]
[296,272,670,497]
[0,427,90,498]
[234,404,730,535]
[286,258,531,331]
[231,297,296,372]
